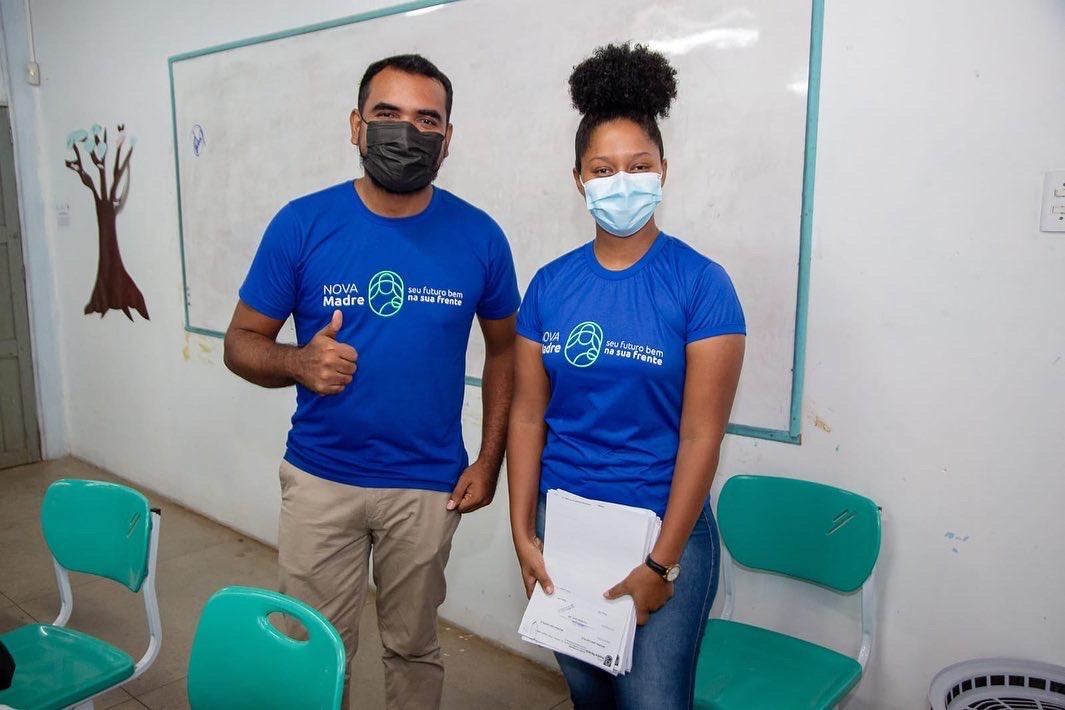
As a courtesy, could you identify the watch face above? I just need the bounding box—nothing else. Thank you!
[665,565,680,582]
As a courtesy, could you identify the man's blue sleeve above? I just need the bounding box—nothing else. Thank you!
[238,204,301,321]
[476,222,521,320]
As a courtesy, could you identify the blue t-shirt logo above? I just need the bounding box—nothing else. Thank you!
[368,269,405,317]
[564,321,604,368]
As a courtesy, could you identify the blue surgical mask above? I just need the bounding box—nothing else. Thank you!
[582,171,663,237]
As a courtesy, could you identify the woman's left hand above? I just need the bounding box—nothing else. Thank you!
[604,563,674,625]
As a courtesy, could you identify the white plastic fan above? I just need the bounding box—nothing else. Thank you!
[929,658,1065,710]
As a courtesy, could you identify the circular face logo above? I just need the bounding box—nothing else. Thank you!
[564,321,604,368]
[368,270,405,317]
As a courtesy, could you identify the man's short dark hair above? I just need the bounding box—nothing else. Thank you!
[358,54,453,121]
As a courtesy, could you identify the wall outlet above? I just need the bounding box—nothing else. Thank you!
[25,61,40,86]
[1041,170,1065,232]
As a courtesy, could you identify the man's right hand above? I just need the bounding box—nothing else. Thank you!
[294,309,358,395]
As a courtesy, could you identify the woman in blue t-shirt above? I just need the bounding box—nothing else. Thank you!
[507,44,746,709]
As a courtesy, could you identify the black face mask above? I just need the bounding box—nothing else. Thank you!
[360,120,445,194]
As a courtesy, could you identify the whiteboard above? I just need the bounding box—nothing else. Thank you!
[170,0,822,441]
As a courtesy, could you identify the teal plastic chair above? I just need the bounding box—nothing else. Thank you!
[0,479,162,710]
[694,475,881,710]
[187,586,345,710]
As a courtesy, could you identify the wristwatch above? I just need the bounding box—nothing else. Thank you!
[645,555,680,582]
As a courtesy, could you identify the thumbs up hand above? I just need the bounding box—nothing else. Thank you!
[296,309,359,395]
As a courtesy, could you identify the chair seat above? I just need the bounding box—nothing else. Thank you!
[0,624,135,710]
[694,619,862,710]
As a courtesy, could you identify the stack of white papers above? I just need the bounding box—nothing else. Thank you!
[518,489,661,675]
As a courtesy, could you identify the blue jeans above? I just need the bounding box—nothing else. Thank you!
[536,495,720,710]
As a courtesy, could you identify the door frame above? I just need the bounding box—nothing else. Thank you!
[0,103,41,466]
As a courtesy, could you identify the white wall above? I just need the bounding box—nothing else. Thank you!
[3,1,1063,707]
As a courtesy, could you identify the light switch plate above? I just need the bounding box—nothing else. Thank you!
[1041,170,1065,232]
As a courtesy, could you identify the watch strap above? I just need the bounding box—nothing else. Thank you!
[645,555,668,578]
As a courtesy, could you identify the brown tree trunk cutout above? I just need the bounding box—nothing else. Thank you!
[64,123,148,321]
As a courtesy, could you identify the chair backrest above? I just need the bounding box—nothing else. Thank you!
[717,475,881,592]
[187,586,345,710]
[41,479,152,592]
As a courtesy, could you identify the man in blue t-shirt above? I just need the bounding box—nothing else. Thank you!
[224,54,518,710]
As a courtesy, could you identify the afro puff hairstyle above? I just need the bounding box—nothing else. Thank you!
[569,43,677,172]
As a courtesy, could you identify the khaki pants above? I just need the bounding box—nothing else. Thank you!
[277,459,461,710]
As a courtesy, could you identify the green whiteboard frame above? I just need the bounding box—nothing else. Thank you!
[168,0,824,445]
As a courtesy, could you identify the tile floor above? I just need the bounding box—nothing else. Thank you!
[0,457,571,709]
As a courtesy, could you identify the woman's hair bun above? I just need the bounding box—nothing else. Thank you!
[569,43,677,119]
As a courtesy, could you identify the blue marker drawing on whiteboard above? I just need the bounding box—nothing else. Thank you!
[944,531,970,554]
[191,124,206,156]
